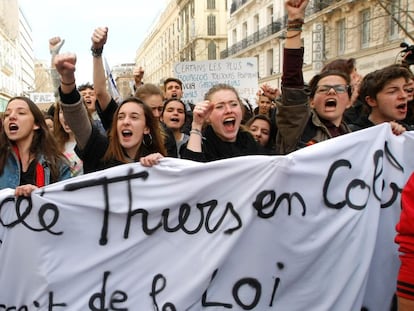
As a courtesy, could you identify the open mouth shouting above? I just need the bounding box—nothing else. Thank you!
[396,102,407,114]
[325,98,337,109]
[223,117,236,131]
[169,117,180,124]
[121,129,133,138]
[84,98,93,108]
[9,123,19,133]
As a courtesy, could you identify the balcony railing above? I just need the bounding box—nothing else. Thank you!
[223,0,342,58]
[230,0,340,15]
[310,0,343,13]
[220,20,283,59]
[230,0,250,14]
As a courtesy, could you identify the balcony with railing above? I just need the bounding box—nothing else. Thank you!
[230,0,250,14]
[223,0,344,59]
[230,0,341,15]
[220,20,284,59]
[310,0,343,13]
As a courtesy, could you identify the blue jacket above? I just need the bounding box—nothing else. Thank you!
[0,149,71,190]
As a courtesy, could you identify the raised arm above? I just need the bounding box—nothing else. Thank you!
[49,37,65,100]
[275,0,310,155]
[186,101,213,152]
[54,53,92,149]
[133,66,145,91]
[180,100,213,160]
[282,0,308,88]
[91,27,112,111]
[284,0,307,49]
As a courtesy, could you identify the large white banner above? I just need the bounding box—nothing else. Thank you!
[1,124,414,310]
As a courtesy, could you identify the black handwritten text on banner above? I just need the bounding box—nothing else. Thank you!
[1,124,414,310]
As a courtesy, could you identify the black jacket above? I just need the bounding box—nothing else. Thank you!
[97,99,178,158]
[180,125,268,162]
[349,115,413,132]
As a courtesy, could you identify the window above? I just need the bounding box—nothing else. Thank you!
[315,0,328,11]
[337,19,346,55]
[267,5,274,24]
[232,29,237,45]
[207,15,216,35]
[242,22,248,39]
[191,43,195,60]
[254,14,259,32]
[360,9,370,48]
[267,49,274,75]
[230,1,236,14]
[207,0,215,10]
[190,1,195,17]
[389,0,400,38]
[254,14,260,42]
[208,41,216,60]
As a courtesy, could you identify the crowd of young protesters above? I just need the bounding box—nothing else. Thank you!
[1,0,414,309]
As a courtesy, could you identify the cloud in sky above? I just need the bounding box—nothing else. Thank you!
[20,0,168,83]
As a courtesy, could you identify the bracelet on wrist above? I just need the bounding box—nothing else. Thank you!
[287,27,302,32]
[91,46,103,57]
[60,79,76,86]
[287,18,304,25]
[285,32,302,39]
[287,22,304,27]
[287,18,304,31]
[190,129,203,137]
[287,24,303,29]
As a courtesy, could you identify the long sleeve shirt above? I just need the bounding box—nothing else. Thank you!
[396,172,414,301]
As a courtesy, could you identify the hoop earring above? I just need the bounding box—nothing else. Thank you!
[143,133,153,147]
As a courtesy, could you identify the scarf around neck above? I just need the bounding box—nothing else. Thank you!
[12,145,45,187]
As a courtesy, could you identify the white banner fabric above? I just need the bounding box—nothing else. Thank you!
[1,124,414,310]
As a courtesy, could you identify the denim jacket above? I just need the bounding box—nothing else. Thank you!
[0,149,71,190]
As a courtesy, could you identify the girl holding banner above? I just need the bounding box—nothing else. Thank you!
[0,97,71,196]
[181,83,268,162]
[53,53,166,172]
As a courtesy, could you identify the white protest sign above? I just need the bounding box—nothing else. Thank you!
[29,92,55,104]
[1,124,414,310]
[173,58,258,106]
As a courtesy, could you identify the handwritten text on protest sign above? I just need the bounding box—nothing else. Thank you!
[173,58,258,105]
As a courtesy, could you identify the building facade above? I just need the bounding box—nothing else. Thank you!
[18,7,34,96]
[0,0,35,111]
[112,63,136,99]
[226,0,414,89]
[33,60,53,93]
[136,0,228,86]
[136,0,413,94]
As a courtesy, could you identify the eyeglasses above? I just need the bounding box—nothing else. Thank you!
[405,88,414,93]
[315,85,350,94]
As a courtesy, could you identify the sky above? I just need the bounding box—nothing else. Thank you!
[19,0,169,84]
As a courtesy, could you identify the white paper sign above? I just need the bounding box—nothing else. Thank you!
[173,58,258,106]
[1,124,414,310]
[29,92,55,104]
